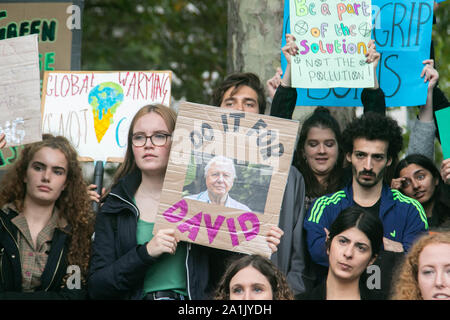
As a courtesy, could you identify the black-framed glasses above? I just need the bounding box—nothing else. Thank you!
[131,132,171,147]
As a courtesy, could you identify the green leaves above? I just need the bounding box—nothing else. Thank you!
[82,0,227,105]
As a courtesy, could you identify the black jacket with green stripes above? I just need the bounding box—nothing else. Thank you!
[304,183,429,267]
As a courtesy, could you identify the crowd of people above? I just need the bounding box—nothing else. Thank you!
[0,30,449,301]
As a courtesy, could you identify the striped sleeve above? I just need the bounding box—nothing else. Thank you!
[307,191,346,224]
[304,191,347,266]
[391,189,428,230]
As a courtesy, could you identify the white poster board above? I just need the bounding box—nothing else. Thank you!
[41,71,172,161]
[154,102,299,257]
[0,34,41,147]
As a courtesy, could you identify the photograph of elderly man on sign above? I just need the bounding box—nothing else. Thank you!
[183,154,272,213]
[154,102,298,257]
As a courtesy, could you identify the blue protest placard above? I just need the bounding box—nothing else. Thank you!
[435,107,450,159]
[282,0,434,107]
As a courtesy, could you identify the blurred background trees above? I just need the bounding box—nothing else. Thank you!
[82,0,228,106]
[82,0,449,105]
[433,1,449,97]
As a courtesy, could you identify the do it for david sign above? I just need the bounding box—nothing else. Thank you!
[154,102,299,257]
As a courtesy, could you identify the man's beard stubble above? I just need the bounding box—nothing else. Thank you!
[352,165,386,189]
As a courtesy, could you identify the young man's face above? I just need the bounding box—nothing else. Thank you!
[346,138,392,189]
[220,85,260,114]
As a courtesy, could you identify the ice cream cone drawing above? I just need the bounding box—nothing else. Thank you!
[88,82,124,143]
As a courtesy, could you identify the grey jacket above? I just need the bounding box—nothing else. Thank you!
[407,119,436,159]
[271,165,308,295]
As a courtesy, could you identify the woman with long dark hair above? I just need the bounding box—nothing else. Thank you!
[296,206,384,300]
[294,107,345,209]
[392,154,450,230]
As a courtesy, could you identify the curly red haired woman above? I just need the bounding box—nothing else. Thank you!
[391,232,450,300]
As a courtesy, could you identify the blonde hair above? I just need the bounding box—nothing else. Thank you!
[112,104,177,186]
[391,232,450,300]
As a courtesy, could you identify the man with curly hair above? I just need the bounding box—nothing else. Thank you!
[304,112,429,297]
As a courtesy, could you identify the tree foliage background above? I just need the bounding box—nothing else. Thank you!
[82,0,228,106]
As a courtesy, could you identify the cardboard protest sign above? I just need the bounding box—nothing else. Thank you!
[0,0,84,78]
[41,71,172,162]
[282,0,434,107]
[154,102,299,257]
[289,0,374,88]
[435,107,450,159]
[0,34,41,147]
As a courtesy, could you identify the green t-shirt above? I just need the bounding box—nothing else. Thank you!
[136,219,188,297]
